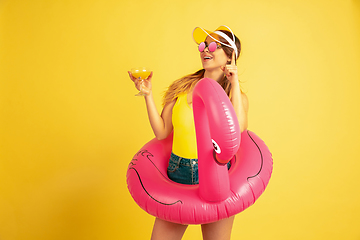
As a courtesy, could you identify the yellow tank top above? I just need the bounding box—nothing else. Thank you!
[172,93,198,159]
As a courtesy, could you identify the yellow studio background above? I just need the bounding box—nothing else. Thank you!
[1,0,359,239]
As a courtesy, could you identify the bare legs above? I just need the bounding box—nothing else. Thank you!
[151,216,235,240]
[201,216,235,240]
[151,218,188,240]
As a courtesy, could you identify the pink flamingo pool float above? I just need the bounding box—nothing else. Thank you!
[127,78,273,224]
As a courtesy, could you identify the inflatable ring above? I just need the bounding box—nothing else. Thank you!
[127,78,273,225]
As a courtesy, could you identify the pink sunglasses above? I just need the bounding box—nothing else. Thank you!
[198,42,222,52]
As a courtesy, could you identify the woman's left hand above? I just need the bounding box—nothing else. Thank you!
[223,51,238,84]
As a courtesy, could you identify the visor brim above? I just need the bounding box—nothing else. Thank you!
[192,25,234,44]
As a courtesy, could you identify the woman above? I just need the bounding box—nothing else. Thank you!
[128,25,248,240]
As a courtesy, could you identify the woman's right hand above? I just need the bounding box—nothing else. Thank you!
[128,71,153,96]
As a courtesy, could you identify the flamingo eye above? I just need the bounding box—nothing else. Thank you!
[212,139,221,154]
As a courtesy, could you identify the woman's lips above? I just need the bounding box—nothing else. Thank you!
[203,55,213,61]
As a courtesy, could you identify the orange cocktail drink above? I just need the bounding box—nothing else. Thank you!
[131,67,151,96]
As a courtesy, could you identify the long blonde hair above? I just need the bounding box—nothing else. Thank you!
[162,30,241,107]
[162,69,237,106]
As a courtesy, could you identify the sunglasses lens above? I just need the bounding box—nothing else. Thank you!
[198,42,205,52]
[209,42,218,52]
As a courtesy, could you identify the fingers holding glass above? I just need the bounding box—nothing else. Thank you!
[131,67,151,96]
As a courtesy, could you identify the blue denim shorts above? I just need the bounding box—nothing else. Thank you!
[167,152,231,185]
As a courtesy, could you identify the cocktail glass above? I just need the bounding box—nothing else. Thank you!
[131,67,151,96]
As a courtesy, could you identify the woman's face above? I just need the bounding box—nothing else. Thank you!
[200,36,230,71]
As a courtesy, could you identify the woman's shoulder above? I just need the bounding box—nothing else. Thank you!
[240,91,249,112]
[241,91,248,99]
[164,98,177,108]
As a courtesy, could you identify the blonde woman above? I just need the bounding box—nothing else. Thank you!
[128,25,248,240]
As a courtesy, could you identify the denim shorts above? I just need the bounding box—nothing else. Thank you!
[167,152,231,185]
